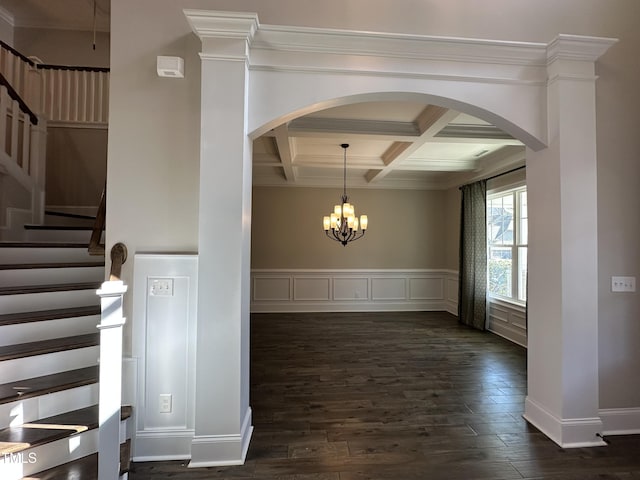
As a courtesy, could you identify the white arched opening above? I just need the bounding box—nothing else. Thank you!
[185,10,616,466]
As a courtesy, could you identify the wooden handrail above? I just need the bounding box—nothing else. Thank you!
[0,39,35,66]
[88,186,106,256]
[88,187,127,280]
[109,243,128,282]
[38,64,110,73]
[0,71,38,125]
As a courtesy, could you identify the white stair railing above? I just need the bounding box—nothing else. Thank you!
[0,78,47,225]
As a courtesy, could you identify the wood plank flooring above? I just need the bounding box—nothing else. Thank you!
[129,311,640,479]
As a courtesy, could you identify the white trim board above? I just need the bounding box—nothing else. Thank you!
[251,269,458,314]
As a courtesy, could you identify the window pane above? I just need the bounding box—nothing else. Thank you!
[518,247,528,301]
[519,191,528,245]
[488,246,512,297]
[487,193,514,245]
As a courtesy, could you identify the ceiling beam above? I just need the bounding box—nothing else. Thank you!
[273,124,296,182]
[287,117,420,142]
[365,105,460,184]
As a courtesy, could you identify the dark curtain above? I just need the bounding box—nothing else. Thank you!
[458,180,487,330]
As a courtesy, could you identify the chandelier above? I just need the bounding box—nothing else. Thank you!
[323,144,368,246]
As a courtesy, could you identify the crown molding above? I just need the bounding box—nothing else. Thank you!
[254,24,549,67]
[184,9,258,40]
[547,34,618,64]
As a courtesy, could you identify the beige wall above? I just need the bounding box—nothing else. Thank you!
[45,127,107,209]
[14,27,109,67]
[109,0,640,410]
[252,186,449,270]
[0,14,12,45]
[443,187,460,271]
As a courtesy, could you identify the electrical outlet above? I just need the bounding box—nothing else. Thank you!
[611,276,636,292]
[159,393,172,413]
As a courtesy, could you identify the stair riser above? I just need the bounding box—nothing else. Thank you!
[0,419,128,480]
[0,247,97,264]
[0,384,98,430]
[0,289,99,315]
[24,229,103,243]
[0,315,100,347]
[0,266,104,288]
[0,346,99,384]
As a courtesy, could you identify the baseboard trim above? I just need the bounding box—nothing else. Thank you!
[524,397,606,448]
[188,407,253,468]
[600,407,640,436]
[132,429,195,461]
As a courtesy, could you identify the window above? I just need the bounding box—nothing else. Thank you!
[487,186,527,303]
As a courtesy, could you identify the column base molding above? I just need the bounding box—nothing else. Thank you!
[189,407,253,467]
[524,397,606,448]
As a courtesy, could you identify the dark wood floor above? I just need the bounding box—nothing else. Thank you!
[130,311,640,480]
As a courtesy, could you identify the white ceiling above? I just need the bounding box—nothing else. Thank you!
[1,1,526,190]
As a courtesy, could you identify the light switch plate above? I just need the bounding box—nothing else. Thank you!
[611,276,636,292]
[150,278,174,296]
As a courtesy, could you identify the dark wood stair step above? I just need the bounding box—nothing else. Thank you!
[0,261,104,270]
[0,281,102,296]
[0,305,101,327]
[0,242,91,248]
[23,439,131,479]
[24,224,95,231]
[0,405,132,456]
[0,333,100,362]
[45,210,97,221]
[0,365,99,405]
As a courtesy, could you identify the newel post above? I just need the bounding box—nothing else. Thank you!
[97,243,128,479]
[29,115,47,224]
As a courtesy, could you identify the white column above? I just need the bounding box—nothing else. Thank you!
[97,280,128,479]
[525,35,616,447]
[185,10,257,467]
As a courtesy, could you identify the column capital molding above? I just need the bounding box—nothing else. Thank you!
[546,34,617,64]
[184,10,259,42]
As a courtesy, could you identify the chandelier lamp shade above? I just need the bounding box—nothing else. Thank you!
[323,144,368,246]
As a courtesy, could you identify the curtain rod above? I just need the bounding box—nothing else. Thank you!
[459,164,526,190]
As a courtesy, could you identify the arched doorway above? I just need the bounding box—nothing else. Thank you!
[186,10,615,466]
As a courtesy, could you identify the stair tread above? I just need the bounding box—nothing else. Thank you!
[0,332,99,362]
[0,281,102,296]
[22,440,131,479]
[24,224,94,231]
[0,305,101,327]
[0,365,98,405]
[0,405,132,455]
[0,261,104,270]
[0,242,92,248]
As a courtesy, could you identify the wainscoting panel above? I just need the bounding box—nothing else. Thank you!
[371,277,406,301]
[333,277,369,301]
[409,277,444,300]
[294,277,331,301]
[488,299,527,347]
[253,276,291,301]
[251,270,459,313]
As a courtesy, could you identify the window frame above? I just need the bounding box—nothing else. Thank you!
[487,183,527,305]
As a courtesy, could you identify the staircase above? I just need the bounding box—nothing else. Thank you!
[0,219,131,479]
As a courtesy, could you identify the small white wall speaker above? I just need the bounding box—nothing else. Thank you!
[157,56,184,78]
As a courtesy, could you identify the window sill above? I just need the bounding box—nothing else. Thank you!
[488,296,526,312]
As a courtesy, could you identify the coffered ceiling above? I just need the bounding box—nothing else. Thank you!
[254,102,525,190]
[1,2,526,190]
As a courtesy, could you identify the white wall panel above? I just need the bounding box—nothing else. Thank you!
[372,277,406,301]
[253,276,290,301]
[293,277,331,301]
[132,254,198,460]
[252,270,459,313]
[409,277,443,300]
[488,299,527,347]
[333,277,368,301]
